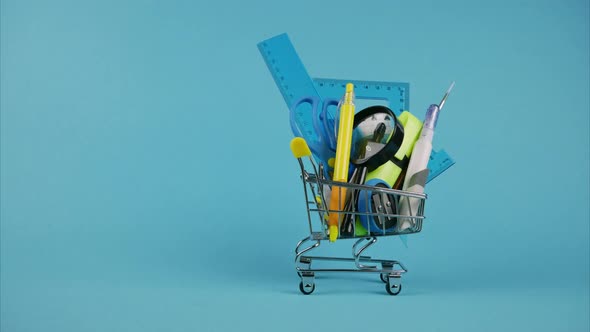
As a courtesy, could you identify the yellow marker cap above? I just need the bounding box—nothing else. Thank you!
[344,83,354,103]
[290,137,312,159]
[329,225,338,242]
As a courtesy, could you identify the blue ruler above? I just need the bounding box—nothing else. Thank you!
[257,33,454,183]
[257,33,327,162]
[257,33,321,108]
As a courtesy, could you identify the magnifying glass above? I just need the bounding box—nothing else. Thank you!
[340,106,405,236]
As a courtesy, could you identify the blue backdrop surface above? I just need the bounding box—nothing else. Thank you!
[1,0,589,331]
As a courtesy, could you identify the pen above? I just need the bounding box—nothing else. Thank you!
[398,82,455,231]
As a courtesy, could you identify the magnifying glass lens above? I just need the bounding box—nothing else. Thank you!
[351,112,397,164]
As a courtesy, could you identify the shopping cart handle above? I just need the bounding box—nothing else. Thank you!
[290,137,312,159]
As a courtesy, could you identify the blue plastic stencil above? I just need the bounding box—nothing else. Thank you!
[313,78,409,116]
[257,33,455,183]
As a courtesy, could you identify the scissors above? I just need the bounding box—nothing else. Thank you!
[289,96,340,176]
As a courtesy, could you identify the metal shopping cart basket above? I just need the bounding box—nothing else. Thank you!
[290,138,426,296]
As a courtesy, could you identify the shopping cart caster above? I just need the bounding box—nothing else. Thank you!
[297,257,312,278]
[380,262,395,283]
[385,276,402,296]
[299,272,315,295]
[299,281,315,295]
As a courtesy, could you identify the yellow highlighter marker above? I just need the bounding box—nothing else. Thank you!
[327,83,355,242]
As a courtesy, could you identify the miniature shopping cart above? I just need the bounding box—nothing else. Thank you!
[291,138,427,296]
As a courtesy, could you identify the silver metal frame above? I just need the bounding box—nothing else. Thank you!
[293,155,427,295]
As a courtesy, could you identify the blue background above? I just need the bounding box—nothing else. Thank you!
[1,0,589,331]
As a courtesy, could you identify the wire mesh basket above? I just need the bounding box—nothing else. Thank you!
[290,138,428,295]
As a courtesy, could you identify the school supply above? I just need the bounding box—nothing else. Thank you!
[398,82,455,232]
[351,106,405,172]
[355,111,421,233]
[257,33,455,183]
[327,83,356,242]
[346,106,405,233]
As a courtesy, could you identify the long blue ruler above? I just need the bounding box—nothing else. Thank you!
[257,33,454,183]
[257,33,321,108]
[257,33,327,160]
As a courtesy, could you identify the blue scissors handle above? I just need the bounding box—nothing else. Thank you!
[318,98,339,151]
[289,96,317,140]
[289,96,337,168]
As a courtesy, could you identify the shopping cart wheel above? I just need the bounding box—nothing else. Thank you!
[299,281,315,295]
[385,277,402,296]
[380,273,388,283]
